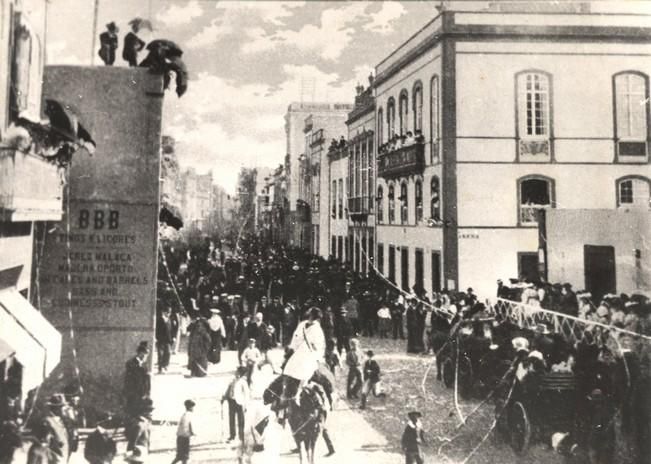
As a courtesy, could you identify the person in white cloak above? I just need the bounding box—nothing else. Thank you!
[281,307,326,403]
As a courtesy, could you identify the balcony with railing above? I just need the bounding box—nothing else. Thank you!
[377,142,425,179]
[0,148,63,221]
[347,196,372,218]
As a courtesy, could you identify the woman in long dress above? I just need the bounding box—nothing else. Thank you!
[187,317,211,377]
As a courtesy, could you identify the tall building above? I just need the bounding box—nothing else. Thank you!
[374,1,651,298]
[302,106,353,257]
[181,168,213,232]
[345,79,376,274]
[284,102,353,248]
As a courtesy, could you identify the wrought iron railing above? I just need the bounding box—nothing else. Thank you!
[377,142,425,179]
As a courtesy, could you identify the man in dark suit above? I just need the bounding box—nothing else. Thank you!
[123,342,151,420]
[401,411,426,464]
[98,22,119,65]
[122,22,145,67]
[155,308,174,373]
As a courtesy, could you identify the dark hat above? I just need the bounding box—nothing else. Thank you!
[106,21,119,32]
[137,341,149,353]
[236,366,247,376]
[184,399,196,409]
[407,411,422,419]
[366,350,374,357]
[139,398,155,412]
[46,394,66,407]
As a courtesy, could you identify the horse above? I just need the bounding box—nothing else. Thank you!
[288,385,324,464]
[263,377,325,464]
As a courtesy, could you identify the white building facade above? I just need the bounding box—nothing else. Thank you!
[374,2,651,298]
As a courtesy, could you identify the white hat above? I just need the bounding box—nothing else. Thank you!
[528,350,544,362]
[551,432,569,452]
[512,337,529,352]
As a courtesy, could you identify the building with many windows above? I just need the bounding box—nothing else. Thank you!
[345,79,376,274]
[302,106,352,257]
[374,1,651,298]
[285,102,351,248]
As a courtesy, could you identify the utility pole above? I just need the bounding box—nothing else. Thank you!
[90,0,99,65]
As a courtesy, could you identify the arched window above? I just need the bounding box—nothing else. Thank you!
[614,72,649,158]
[399,90,409,135]
[413,82,423,133]
[400,181,408,224]
[377,107,384,145]
[518,176,555,225]
[388,183,395,224]
[415,179,423,222]
[430,176,440,221]
[430,75,440,163]
[617,176,650,209]
[338,179,344,218]
[377,186,384,224]
[387,98,396,139]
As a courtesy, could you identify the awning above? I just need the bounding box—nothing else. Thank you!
[0,288,62,392]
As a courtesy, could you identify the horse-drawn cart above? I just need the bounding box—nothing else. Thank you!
[502,371,577,454]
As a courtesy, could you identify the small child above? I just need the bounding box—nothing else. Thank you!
[401,411,426,464]
[171,399,195,464]
[324,338,341,375]
[360,350,386,409]
[345,338,363,399]
[240,338,262,385]
[377,303,392,338]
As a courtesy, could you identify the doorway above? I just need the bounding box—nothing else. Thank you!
[584,245,616,301]
[518,252,539,282]
[388,246,396,284]
[415,249,424,293]
[431,252,441,293]
[401,247,409,292]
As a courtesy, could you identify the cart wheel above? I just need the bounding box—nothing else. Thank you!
[441,357,455,389]
[458,355,474,399]
[509,401,531,455]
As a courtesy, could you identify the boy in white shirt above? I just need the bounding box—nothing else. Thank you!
[377,303,392,338]
[171,399,195,464]
[241,338,262,385]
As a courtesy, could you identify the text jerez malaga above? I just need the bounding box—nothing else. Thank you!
[42,207,151,311]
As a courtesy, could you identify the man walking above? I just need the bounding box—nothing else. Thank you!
[123,342,152,420]
[156,307,174,373]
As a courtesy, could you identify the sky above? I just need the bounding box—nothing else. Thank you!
[45,0,439,193]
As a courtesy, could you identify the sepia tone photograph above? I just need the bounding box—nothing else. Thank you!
[0,0,650,463]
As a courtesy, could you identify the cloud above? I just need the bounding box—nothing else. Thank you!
[187,1,304,49]
[364,1,407,35]
[241,3,369,60]
[215,1,305,26]
[164,116,285,191]
[156,0,204,26]
[162,65,357,191]
[186,18,232,49]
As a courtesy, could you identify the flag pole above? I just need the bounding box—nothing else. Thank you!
[90,0,99,65]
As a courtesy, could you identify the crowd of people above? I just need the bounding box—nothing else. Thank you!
[6,234,648,463]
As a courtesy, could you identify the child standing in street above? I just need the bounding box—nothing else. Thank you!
[360,350,386,409]
[401,411,427,464]
[171,399,195,464]
[346,338,363,399]
[324,338,341,375]
[240,338,262,385]
[377,302,392,338]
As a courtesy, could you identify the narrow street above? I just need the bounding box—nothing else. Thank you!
[145,349,402,463]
